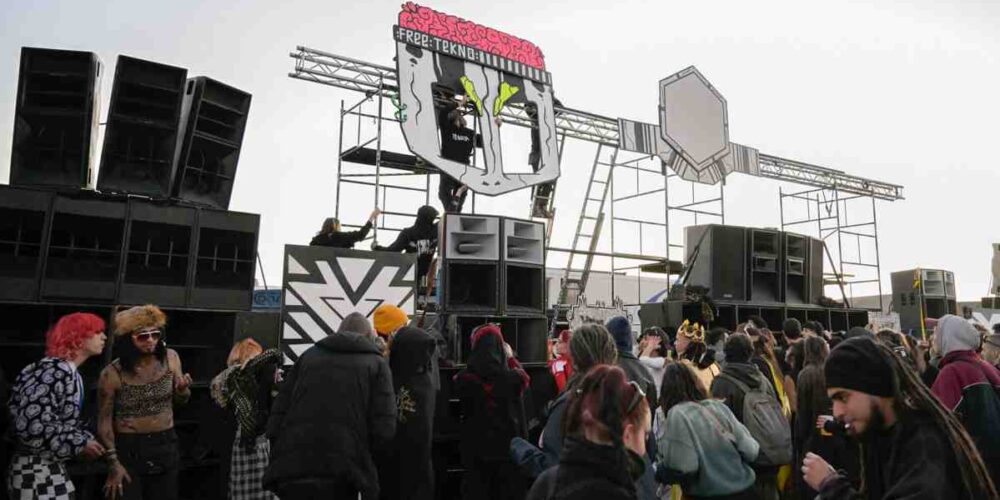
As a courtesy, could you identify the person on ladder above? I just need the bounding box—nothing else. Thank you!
[436,94,501,213]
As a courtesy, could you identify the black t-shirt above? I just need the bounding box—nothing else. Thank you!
[441,125,480,164]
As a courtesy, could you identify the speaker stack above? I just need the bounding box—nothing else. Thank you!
[2,47,260,311]
[440,214,549,364]
[682,224,825,304]
[891,268,957,333]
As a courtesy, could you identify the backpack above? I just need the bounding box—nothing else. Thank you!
[718,372,792,466]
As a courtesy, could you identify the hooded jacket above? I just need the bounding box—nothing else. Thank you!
[930,318,1000,485]
[453,325,530,463]
[264,331,396,499]
[380,326,437,500]
[375,206,438,279]
[710,362,771,423]
[526,437,643,500]
[606,317,658,410]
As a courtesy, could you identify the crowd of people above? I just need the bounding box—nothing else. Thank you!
[4,301,1000,500]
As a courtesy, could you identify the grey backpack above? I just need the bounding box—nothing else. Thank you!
[718,372,792,466]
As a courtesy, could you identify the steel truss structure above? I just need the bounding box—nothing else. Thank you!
[290,45,903,306]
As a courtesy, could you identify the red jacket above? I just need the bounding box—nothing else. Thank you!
[548,354,573,393]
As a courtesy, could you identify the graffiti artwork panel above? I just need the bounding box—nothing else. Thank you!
[394,3,560,196]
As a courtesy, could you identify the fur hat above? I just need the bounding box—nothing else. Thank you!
[114,305,167,336]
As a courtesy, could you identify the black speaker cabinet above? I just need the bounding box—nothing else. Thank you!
[441,214,501,313]
[784,233,808,304]
[41,195,126,301]
[683,225,746,301]
[97,56,187,198]
[892,268,957,332]
[118,200,196,307]
[453,315,549,364]
[638,300,684,331]
[10,47,101,190]
[808,237,825,304]
[234,311,281,350]
[749,229,781,302]
[0,186,54,301]
[502,218,546,315]
[173,77,251,209]
[190,208,259,310]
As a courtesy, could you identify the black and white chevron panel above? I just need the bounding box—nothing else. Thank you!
[280,245,417,364]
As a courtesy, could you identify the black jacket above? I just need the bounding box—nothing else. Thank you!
[795,364,858,499]
[710,362,772,423]
[380,326,437,500]
[526,437,642,500]
[818,415,969,500]
[617,351,658,411]
[375,206,438,280]
[264,331,396,499]
[310,221,372,248]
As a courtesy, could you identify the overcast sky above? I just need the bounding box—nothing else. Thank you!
[1,0,997,303]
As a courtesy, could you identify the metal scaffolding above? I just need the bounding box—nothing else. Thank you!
[289,45,903,305]
[780,186,884,309]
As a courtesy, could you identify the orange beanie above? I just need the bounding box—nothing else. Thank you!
[373,305,408,335]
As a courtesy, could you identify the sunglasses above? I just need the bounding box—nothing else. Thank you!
[132,329,163,343]
[626,380,646,415]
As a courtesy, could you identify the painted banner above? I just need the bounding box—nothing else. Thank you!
[280,246,416,364]
[394,3,560,196]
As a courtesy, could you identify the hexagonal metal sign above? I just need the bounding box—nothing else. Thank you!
[658,66,730,180]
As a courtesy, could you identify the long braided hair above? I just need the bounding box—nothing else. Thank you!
[875,343,998,498]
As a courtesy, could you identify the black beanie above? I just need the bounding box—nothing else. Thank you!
[824,337,894,397]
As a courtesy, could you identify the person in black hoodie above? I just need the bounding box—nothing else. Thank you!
[453,324,530,500]
[264,312,396,500]
[526,365,650,500]
[374,205,439,285]
[310,208,381,248]
[380,325,438,500]
[605,316,657,410]
[711,333,788,500]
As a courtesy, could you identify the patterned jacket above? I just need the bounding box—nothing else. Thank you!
[8,357,93,461]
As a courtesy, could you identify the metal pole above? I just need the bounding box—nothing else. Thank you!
[833,187,848,305]
[610,149,616,302]
[335,99,345,219]
[778,186,785,232]
[871,197,884,311]
[373,78,385,241]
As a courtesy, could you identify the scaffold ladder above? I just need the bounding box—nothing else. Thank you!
[559,143,618,303]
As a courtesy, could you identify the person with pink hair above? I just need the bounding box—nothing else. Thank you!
[7,312,108,499]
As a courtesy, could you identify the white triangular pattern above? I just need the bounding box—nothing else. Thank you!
[287,255,309,275]
[290,344,313,357]
[284,290,302,307]
[282,322,301,340]
[336,257,377,294]
[290,312,332,342]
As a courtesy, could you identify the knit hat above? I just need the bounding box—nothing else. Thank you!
[934,314,981,356]
[825,336,893,397]
[605,316,634,353]
[373,304,409,335]
[114,305,166,336]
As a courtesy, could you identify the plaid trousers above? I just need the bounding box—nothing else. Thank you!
[230,429,277,500]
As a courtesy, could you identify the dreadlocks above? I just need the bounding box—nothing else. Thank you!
[876,343,998,498]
